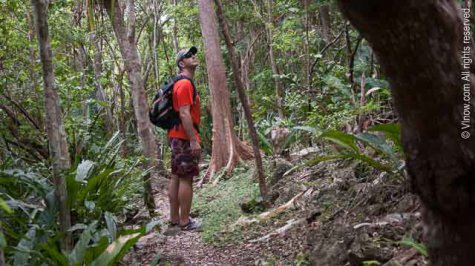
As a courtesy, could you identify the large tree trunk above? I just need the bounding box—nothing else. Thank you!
[338,1,475,264]
[214,0,268,199]
[198,0,252,182]
[31,0,72,251]
[103,0,158,214]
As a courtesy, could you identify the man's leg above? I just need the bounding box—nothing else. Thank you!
[178,176,193,226]
[168,174,180,224]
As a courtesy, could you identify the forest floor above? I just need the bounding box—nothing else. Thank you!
[123,158,428,266]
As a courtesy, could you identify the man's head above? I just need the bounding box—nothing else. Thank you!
[176,46,198,72]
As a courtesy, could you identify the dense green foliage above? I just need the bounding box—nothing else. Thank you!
[0,133,157,265]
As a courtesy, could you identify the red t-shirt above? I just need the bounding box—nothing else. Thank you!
[167,77,200,143]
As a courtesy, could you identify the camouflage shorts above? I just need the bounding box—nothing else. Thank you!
[169,138,200,178]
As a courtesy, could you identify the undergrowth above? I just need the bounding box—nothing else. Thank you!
[193,164,260,246]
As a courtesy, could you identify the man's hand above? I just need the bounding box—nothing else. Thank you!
[190,140,201,158]
[179,105,200,158]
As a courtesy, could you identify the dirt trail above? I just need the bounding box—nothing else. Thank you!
[126,191,222,265]
[125,184,308,266]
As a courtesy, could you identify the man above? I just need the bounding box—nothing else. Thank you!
[168,46,201,231]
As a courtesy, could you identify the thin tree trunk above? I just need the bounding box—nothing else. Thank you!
[215,0,268,199]
[345,24,362,109]
[338,0,475,264]
[198,0,253,183]
[31,0,72,251]
[319,5,331,43]
[265,0,285,120]
[103,0,158,214]
[303,0,311,93]
[171,0,180,53]
[117,68,129,157]
[152,0,161,91]
[90,31,114,135]
[26,11,43,128]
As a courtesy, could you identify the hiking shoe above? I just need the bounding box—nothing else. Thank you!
[180,219,201,231]
[168,221,179,227]
[163,221,181,236]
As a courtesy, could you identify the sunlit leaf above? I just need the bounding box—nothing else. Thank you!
[76,160,95,183]
[90,233,141,266]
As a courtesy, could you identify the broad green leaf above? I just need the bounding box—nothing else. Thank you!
[0,231,6,248]
[398,238,428,257]
[90,233,141,266]
[368,123,401,149]
[0,198,12,213]
[355,132,396,159]
[14,227,37,265]
[69,221,98,266]
[305,153,392,173]
[69,223,88,232]
[320,130,359,152]
[345,153,392,172]
[104,212,117,241]
[76,160,95,183]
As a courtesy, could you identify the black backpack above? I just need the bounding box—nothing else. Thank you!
[149,75,197,130]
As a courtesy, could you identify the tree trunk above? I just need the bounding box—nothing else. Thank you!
[319,5,331,43]
[90,30,114,136]
[117,68,129,157]
[171,0,180,53]
[338,1,475,264]
[31,0,72,251]
[26,10,43,128]
[152,0,161,92]
[198,0,253,182]
[265,0,285,120]
[303,0,311,93]
[214,0,268,199]
[103,0,158,214]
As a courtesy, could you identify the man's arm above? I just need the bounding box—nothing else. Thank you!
[179,105,200,156]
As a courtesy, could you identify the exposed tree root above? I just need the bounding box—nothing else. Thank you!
[233,189,310,227]
[249,218,306,243]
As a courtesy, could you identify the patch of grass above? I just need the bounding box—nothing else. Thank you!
[193,164,260,245]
